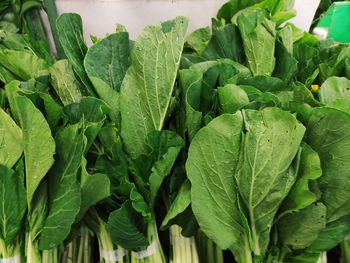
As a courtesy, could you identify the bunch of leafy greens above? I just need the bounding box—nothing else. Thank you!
[1,0,350,263]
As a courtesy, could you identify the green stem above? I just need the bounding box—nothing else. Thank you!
[131,219,165,263]
[341,237,350,263]
[42,0,65,58]
[26,233,41,263]
[243,235,253,263]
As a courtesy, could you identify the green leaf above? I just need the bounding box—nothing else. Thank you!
[236,108,305,255]
[84,32,130,124]
[318,77,350,106]
[306,108,350,223]
[179,69,203,141]
[120,17,188,157]
[237,10,276,76]
[148,131,184,206]
[277,203,326,251]
[76,173,110,222]
[0,165,26,243]
[202,24,243,63]
[218,84,249,114]
[39,124,83,249]
[85,32,130,92]
[186,113,244,252]
[56,13,95,96]
[307,215,350,253]
[273,40,297,83]
[0,108,23,168]
[185,27,211,54]
[281,143,322,213]
[107,201,149,250]
[161,179,191,229]
[6,81,55,205]
[49,59,83,105]
[0,49,48,80]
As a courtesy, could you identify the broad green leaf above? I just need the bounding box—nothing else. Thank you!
[0,49,48,80]
[318,77,350,106]
[84,32,130,124]
[76,173,110,222]
[237,10,276,76]
[120,17,188,157]
[281,143,322,213]
[185,27,211,54]
[39,124,83,249]
[202,24,243,63]
[236,108,305,255]
[306,108,350,222]
[108,201,149,250]
[277,203,326,252]
[161,180,191,229]
[218,84,249,114]
[6,81,55,205]
[0,165,26,243]
[307,215,350,253]
[49,59,83,105]
[0,108,23,168]
[186,113,244,252]
[56,13,95,96]
[85,32,130,92]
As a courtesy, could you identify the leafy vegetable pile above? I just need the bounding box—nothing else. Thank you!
[1,0,350,263]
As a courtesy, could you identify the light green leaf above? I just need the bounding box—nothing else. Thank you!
[6,81,55,205]
[186,27,211,54]
[0,49,48,80]
[0,165,26,243]
[218,84,249,114]
[49,59,83,105]
[179,69,203,141]
[237,10,276,76]
[120,17,188,157]
[318,77,350,106]
[236,108,305,255]
[39,124,83,249]
[0,108,23,168]
[281,143,322,213]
